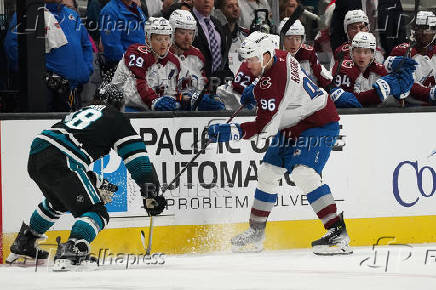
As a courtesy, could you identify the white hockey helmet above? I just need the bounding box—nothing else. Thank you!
[279,19,305,37]
[415,11,436,26]
[411,11,436,46]
[351,31,376,50]
[343,9,369,34]
[239,31,276,74]
[145,17,173,59]
[145,17,173,43]
[169,9,197,34]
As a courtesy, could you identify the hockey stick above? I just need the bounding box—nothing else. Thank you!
[142,102,247,255]
[280,5,304,49]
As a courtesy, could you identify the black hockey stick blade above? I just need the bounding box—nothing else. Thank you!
[140,230,147,252]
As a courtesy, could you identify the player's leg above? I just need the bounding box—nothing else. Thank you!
[290,166,351,254]
[7,146,67,263]
[51,155,109,270]
[287,122,352,255]
[231,133,286,252]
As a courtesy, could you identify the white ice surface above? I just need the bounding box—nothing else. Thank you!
[1,244,436,290]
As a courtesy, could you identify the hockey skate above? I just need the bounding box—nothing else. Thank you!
[6,222,49,265]
[53,237,93,271]
[311,213,353,255]
[231,226,265,253]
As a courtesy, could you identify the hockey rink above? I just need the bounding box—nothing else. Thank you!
[1,244,435,290]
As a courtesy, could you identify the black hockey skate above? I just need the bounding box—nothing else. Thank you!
[6,222,49,265]
[53,237,92,271]
[231,223,265,253]
[311,213,353,255]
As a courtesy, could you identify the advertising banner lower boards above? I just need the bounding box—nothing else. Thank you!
[2,112,436,234]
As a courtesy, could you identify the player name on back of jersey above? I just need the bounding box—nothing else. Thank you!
[289,57,301,83]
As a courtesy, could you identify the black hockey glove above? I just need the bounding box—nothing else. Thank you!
[87,171,118,204]
[140,163,167,216]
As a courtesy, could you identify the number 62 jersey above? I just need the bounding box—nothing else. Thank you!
[34,105,152,185]
[240,50,339,140]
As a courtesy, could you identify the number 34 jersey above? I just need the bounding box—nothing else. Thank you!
[239,49,339,140]
[33,105,152,185]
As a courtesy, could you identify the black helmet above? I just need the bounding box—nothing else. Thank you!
[95,83,124,110]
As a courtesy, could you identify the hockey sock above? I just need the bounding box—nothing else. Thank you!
[249,188,278,229]
[306,184,339,229]
[29,199,62,235]
[69,212,104,243]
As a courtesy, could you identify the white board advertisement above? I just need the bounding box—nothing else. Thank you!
[2,112,436,233]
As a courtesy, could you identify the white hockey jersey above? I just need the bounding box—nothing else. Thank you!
[111,44,181,110]
[170,46,207,93]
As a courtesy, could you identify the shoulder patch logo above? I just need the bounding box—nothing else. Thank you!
[259,77,272,89]
[342,60,353,69]
[342,44,350,51]
[138,46,150,54]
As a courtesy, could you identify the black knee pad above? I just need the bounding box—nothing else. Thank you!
[73,202,109,229]
[89,203,109,229]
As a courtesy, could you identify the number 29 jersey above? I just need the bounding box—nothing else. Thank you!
[34,105,152,185]
[239,49,339,140]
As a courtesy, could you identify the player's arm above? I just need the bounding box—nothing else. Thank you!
[208,96,280,142]
[113,116,166,215]
[197,50,208,92]
[410,83,432,103]
[123,46,159,107]
[308,47,332,89]
[240,102,279,139]
[354,90,382,106]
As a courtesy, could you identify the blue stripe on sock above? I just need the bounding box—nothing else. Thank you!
[307,184,331,204]
[70,220,97,243]
[254,188,278,203]
[30,209,54,234]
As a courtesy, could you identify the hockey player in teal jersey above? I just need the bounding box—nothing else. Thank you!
[6,84,167,270]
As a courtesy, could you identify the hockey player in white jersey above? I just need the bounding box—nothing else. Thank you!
[209,31,351,255]
[332,9,384,68]
[208,31,415,255]
[168,9,225,111]
[111,17,183,111]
